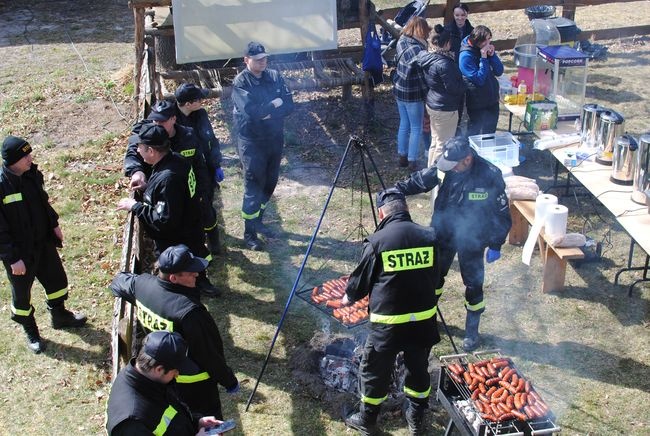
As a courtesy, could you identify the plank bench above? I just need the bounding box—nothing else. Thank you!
[509,200,584,293]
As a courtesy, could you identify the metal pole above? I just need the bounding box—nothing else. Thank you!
[437,306,458,354]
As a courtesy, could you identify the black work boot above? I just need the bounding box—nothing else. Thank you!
[244,219,264,251]
[256,210,276,240]
[196,273,222,298]
[23,319,46,354]
[344,406,379,436]
[49,305,87,329]
[206,226,222,255]
[405,401,427,435]
[462,311,482,352]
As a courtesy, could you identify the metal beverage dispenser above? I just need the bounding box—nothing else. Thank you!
[632,133,650,204]
[595,110,625,165]
[610,134,637,185]
[580,103,603,148]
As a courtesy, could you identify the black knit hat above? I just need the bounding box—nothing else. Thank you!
[2,136,32,166]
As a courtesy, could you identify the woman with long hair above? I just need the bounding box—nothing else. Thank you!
[445,3,474,62]
[392,16,431,170]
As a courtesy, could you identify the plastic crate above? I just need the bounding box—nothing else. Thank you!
[469,132,520,167]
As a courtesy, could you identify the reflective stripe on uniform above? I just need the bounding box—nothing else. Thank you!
[188,168,196,198]
[179,149,196,158]
[136,301,174,332]
[241,210,260,220]
[176,371,210,384]
[465,300,485,311]
[205,254,212,263]
[11,305,34,317]
[361,394,387,406]
[468,192,488,200]
[204,219,218,231]
[3,193,23,204]
[153,405,178,436]
[46,288,68,300]
[404,385,431,399]
[435,288,444,296]
[381,246,434,272]
[370,305,437,324]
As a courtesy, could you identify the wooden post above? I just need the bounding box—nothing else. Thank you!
[444,0,456,26]
[562,0,577,20]
[133,7,145,113]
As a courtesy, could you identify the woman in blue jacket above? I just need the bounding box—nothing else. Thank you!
[459,25,504,136]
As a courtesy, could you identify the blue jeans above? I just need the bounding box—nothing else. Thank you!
[396,100,424,162]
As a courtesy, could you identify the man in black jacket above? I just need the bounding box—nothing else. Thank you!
[343,188,441,436]
[0,136,86,354]
[395,136,511,352]
[232,41,294,250]
[106,330,223,435]
[116,124,220,297]
[110,244,239,420]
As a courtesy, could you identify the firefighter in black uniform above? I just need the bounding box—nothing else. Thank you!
[343,188,441,436]
[109,244,239,420]
[106,330,224,435]
[395,136,511,352]
[116,124,219,296]
[124,100,221,257]
[232,41,294,251]
[175,84,224,255]
[0,136,87,354]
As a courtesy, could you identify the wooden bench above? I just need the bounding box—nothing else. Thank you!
[509,200,584,293]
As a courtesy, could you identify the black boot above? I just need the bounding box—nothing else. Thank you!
[206,226,222,255]
[196,273,222,298]
[49,305,87,329]
[244,219,263,251]
[344,405,379,436]
[23,319,46,354]
[405,400,427,435]
[462,311,482,352]
[256,210,276,240]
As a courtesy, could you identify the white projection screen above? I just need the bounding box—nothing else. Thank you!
[171,0,338,63]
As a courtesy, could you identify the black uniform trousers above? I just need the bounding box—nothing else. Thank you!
[437,242,485,313]
[466,102,500,136]
[359,336,432,411]
[5,239,68,324]
[237,136,282,221]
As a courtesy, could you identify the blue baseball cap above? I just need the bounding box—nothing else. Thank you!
[158,244,208,274]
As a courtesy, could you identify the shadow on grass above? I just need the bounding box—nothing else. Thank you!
[41,324,109,363]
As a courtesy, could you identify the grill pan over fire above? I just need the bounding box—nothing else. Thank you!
[437,350,561,435]
[297,276,369,328]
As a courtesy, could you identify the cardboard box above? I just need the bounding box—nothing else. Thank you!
[524,100,558,131]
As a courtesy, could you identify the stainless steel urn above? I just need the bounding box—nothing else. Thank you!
[610,134,637,185]
[595,110,625,165]
[631,133,650,204]
[580,103,603,148]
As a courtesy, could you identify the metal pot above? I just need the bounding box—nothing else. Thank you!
[632,133,650,204]
[595,109,625,165]
[580,103,604,148]
[514,44,538,69]
[610,134,637,185]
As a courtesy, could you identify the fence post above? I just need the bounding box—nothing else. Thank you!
[562,0,577,20]
[444,0,456,26]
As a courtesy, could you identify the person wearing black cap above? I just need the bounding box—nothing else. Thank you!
[116,124,221,297]
[124,100,221,255]
[0,135,87,354]
[106,330,225,435]
[232,41,294,251]
[342,188,441,435]
[174,84,224,247]
[110,244,239,420]
[394,136,511,352]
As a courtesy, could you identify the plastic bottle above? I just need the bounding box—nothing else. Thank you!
[517,80,527,105]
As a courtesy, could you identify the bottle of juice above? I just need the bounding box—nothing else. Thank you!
[517,81,527,105]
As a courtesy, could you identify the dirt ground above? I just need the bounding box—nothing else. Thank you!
[1,0,650,435]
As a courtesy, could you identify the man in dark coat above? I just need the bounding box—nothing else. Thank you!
[0,136,86,353]
[395,136,511,352]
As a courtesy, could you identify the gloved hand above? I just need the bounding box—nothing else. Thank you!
[226,382,240,394]
[214,167,224,183]
[270,97,283,108]
[485,248,501,263]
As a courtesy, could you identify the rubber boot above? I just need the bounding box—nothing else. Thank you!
[344,405,379,436]
[405,400,427,435]
[206,226,222,255]
[49,304,87,329]
[244,219,263,251]
[23,318,46,354]
[462,311,482,352]
[256,209,275,240]
[196,272,222,298]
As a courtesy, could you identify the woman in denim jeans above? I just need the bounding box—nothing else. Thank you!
[392,17,431,171]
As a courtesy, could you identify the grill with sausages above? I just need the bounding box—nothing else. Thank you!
[437,350,561,435]
[297,276,369,328]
